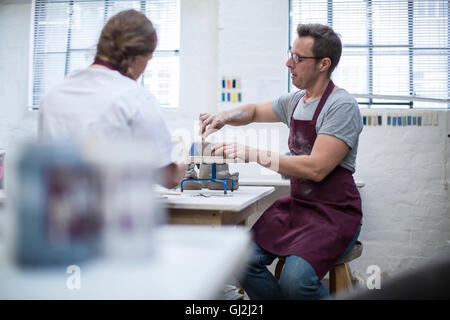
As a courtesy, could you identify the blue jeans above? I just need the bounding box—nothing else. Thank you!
[240,223,362,300]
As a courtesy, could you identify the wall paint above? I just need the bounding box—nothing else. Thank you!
[0,0,34,149]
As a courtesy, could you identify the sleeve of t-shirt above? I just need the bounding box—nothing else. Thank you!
[272,91,303,127]
[317,100,363,149]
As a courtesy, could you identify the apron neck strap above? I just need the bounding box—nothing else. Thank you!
[312,80,335,121]
[92,58,117,71]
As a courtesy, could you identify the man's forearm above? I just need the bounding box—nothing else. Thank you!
[254,149,322,182]
[252,134,350,182]
[222,104,257,126]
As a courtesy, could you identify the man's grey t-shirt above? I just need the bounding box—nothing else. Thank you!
[272,88,363,173]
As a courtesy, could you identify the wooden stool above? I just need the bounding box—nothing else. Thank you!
[274,240,363,296]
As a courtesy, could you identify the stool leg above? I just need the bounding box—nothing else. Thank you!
[274,257,285,281]
[329,263,353,296]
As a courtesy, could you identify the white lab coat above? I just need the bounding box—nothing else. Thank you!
[39,67,173,168]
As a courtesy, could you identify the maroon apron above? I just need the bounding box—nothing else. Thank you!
[252,80,362,279]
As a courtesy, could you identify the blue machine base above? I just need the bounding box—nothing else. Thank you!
[180,163,234,194]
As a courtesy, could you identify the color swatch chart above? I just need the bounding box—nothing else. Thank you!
[221,76,242,103]
[362,112,439,127]
[363,115,383,126]
[386,112,438,127]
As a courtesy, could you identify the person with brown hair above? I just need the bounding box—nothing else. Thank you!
[39,9,186,188]
[199,23,363,299]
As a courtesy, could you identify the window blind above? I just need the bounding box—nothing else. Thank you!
[290,0,449,109]
[31,0,180,109]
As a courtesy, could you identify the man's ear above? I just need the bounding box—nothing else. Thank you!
[320,57,332,73]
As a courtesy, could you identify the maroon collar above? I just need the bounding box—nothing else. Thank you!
[92,58,116,70]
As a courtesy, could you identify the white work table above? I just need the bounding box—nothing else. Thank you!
[159,186,275,226]
[240,178,291,187]
[0,225,251,300]
[163,186,274,211]
[240,177,366,188]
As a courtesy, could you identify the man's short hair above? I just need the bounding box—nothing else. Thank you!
[297,23,342,77]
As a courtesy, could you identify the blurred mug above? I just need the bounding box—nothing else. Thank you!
[79,138,163,261]
[12,139,162,266]
[100,167,162,260]
[13,142,102,266]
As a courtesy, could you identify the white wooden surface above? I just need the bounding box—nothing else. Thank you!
[0,225,251,300]
[159,186,274,211]
[240,176,366,188]
[240,178,290,187]
[189,156,245,164]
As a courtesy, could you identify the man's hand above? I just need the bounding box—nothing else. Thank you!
[211,142,256,162]
[199,112,227,140]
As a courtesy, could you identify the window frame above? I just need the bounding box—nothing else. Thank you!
[29,0,180,110]
[288,0,450,109]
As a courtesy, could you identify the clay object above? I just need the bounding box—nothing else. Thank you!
[202,142,213,157]
[199,163,239,191]
[200,142,239,190]
[209,171,239,191]
[181,163,202,190]
[201,142,227,164]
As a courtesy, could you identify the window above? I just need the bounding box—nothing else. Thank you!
[31,0,180,109]
[289,0,449,109]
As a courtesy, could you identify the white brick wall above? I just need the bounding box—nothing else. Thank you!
[0,0,34,149]
[0,0,449,281]
[353,109,450,277]
[218,0,288,106]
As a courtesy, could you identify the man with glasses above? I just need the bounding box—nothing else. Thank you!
[199,24,363,300]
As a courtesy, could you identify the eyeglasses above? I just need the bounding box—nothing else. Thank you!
[287,50,323,64]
